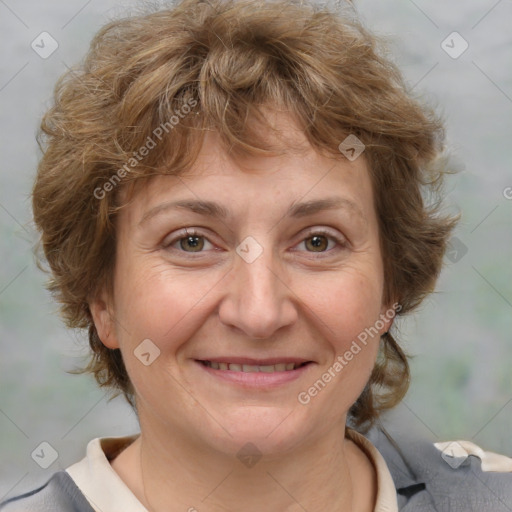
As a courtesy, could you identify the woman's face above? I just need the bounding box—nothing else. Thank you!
[91,113,394,456]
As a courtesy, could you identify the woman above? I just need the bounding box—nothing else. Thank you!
[2,0,511,510]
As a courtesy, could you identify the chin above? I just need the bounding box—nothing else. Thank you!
[198,405,312,458]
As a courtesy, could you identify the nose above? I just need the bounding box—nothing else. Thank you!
[217,244,298,339]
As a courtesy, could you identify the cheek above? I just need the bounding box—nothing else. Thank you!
[296,272,383,421]
[111,265,218,400]
[112,258,221,351]
[305,268,384,346]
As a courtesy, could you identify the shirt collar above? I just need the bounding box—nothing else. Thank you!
[67,432,398,512]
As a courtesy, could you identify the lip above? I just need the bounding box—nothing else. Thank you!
[197,357,312,365]
[194,359,315,388]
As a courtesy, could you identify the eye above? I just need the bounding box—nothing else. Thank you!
[162,227,347,257]
[163,228,215,254]
[294,229,347,255]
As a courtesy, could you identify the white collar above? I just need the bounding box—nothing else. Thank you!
[66,436,145,512]
[66,431,398,512]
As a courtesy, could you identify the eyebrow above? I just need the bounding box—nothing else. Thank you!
[138,196,367,227]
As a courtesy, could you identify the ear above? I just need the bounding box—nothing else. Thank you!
[378,300,401,336]
[88,290,120,350]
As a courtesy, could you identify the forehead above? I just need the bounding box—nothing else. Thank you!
[117,114,375,228]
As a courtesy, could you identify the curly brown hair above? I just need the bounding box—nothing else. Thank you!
[32,0,459,430]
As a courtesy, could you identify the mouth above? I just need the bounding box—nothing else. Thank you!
[198,360,310,373]
[194,358,314,388]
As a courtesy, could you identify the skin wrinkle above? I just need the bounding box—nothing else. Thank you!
[30,2,460,508]
[137,196,368,229]
[90,118,388,511]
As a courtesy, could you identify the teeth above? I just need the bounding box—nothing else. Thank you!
[242,365,260,372]
[203,361,304,372]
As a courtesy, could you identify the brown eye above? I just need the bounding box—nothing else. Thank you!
[293,229,347,257]
[179,235,205,252]
[164,228,215,255]
[305,235,330,252]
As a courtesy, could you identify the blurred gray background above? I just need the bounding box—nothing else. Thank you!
[1,0,511,499]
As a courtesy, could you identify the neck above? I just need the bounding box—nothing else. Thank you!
[112,418,376,512]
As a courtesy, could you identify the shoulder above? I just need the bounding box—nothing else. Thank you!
[0,471,94,512]
[365,424,512,511]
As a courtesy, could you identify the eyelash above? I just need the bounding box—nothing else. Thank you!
[162,228,348,258]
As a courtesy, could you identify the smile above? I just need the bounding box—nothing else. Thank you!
[194,358,314,388]
[199,361,309,372]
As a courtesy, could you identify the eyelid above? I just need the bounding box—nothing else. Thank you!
[162,226,348,256]
[162,228,217,253]
[300,227,346,243]
[291,227,349,254]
